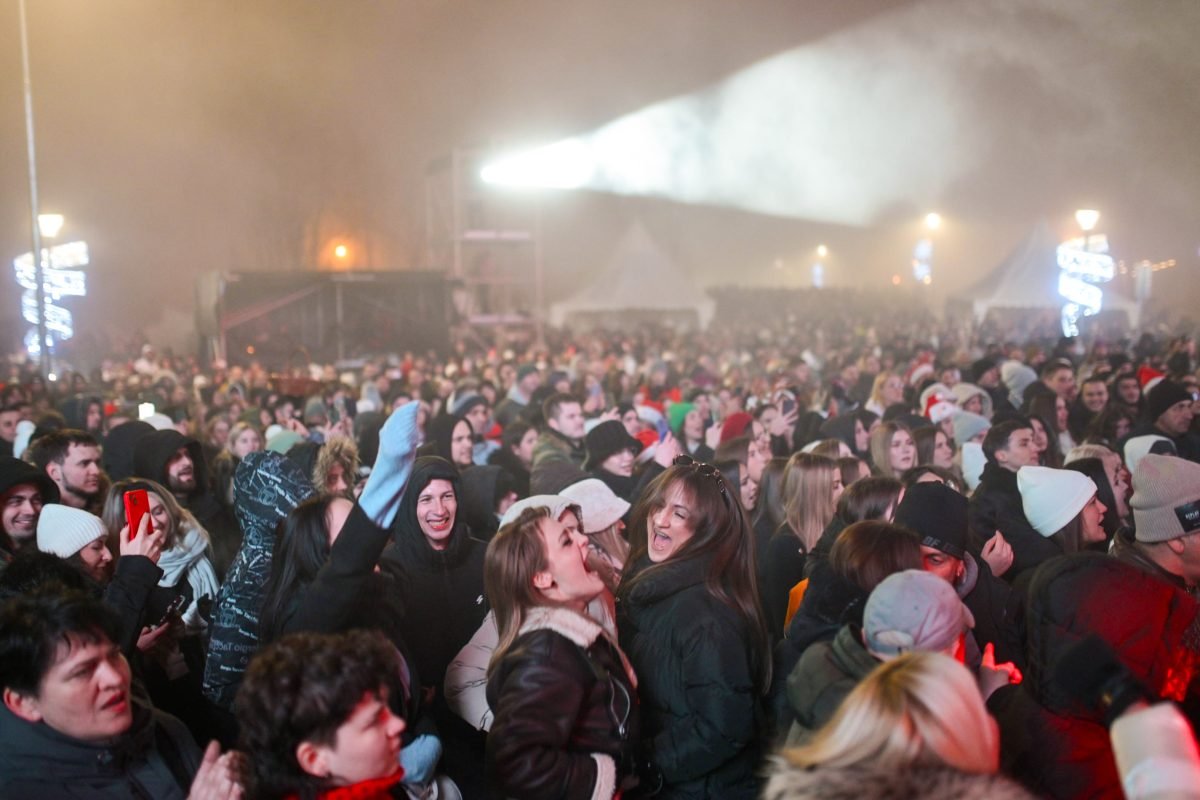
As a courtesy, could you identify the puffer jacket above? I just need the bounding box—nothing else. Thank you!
[203,451,315,709]
[0,698,200,799]
[617,554,765,799]
[989,553,1200,799]
[486,606,639,799]
[763,760,1034,800]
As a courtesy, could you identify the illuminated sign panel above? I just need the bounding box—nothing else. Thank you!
[11,241,88,355]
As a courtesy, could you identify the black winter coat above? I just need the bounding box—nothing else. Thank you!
[0,698,199,799]
[486,606,639,799]
[617,554,765,799]
[968,463,1058,580]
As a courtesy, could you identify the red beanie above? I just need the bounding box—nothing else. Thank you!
[719,412,754,444]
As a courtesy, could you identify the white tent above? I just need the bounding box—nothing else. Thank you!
[957,220,1062,318]
[956,220,1138,326]
[549,222,715,328]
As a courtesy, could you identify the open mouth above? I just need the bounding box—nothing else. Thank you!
[102,692,128,713]
[651,530,672,551]
[425,516,451,533]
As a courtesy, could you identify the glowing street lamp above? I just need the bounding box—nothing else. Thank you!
[1075,209,1100,233]
[816,244,828,258]
[38,213,63,238]
[924,212,942,231]
[334,244,348,259]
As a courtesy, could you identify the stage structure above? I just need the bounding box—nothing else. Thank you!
[195,270,452,365]
[424,149,544,341]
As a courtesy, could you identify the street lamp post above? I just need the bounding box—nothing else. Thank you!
[17,0,51,377]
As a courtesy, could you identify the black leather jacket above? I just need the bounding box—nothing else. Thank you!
[486,606,639,799]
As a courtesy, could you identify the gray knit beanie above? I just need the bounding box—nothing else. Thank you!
[1131,454,1200,543]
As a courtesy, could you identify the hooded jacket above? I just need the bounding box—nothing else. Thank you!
[458,463,503,541]
[0,456,60,561]
[203,451,315,709]
[380,456,488,692]
[101,420,155,484]
[0,698,200,799]
[132,429,241,579]
[617,554,765,799]
[989,554,1200,799]
[785,624,878,741]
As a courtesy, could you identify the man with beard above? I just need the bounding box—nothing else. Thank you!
[132,429,241,579]
[29,430,105,514]
[0,457,59,565]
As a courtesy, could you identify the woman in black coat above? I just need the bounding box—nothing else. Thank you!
[616,457,771,799]
[484,499,639,798]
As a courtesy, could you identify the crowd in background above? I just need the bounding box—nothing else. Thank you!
[1,297,1199,799]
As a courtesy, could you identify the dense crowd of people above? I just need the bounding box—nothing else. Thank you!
[1,299,1199,798]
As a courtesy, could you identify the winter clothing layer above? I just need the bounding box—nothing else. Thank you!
[486,606,638,800]
[203,451,315,709]
[785,623,877,741]
[761,531,807,641]
[0,697,200,799]
[968,462,1059,580]
[990,553,1200,799]
[617,554,764,799]
[380,457,489,692]
[132,429,242,579]
[102,420,155,483]
[458,463,503,541]
[763,760,1034,800]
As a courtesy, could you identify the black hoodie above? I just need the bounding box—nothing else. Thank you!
[102,420,155,483]
[380,456,488,690]
[0,456,60,561]
[132,430,242,579]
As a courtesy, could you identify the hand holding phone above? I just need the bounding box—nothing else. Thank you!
[157,594,187,628]
[124,489,153,542]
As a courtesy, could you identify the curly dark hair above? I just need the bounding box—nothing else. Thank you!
[235,629,402,800]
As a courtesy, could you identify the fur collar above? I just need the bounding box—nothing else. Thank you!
[764,760,1034,800]
[519,606,637,688]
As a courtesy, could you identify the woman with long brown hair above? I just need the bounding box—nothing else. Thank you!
[617,456,770,798]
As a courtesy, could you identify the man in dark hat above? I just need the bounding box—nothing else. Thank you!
[1122,379,1200,464]
[0,457,60,565]
[894,481,1023,668]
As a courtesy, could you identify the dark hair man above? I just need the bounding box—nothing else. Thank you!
[530,393,588,493]
[0,457,59,562]
[969,419,1051,581]
[1121,380,1200,465]
[28,429,104,514]
[0,590,238,797]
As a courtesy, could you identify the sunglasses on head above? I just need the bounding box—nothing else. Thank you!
[673,454,727,497]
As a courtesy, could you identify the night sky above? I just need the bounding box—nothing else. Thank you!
[0,0,1196,352]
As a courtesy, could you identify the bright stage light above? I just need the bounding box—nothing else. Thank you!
[480,138,596,189]
[1075,209,1100,232]
[925,212,942,230]
[477,5,983,225]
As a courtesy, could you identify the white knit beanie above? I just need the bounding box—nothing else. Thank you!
[1124,435,1175,476]
[1131,454,1200,543]
[37,504,108,558]
[1018,466,1097,537]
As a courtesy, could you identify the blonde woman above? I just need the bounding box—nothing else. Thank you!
[865,371,905,417]
[765,652,1032,799]
[102,478,219,632]
[761,453,843,639]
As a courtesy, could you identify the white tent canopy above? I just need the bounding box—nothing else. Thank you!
[957,220,1062,318]
[955,220,1139,327]
[549,222,715,328]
